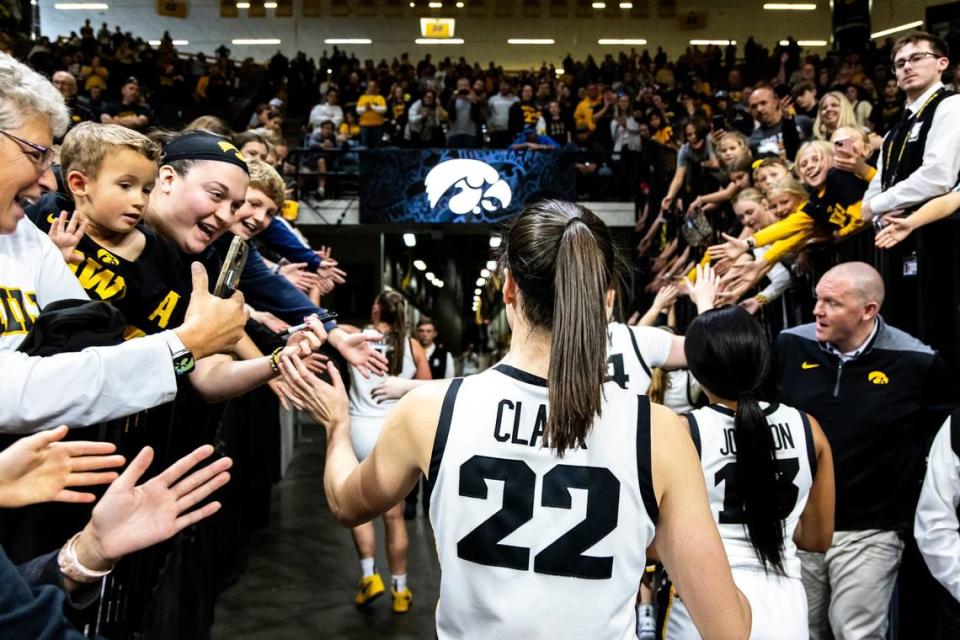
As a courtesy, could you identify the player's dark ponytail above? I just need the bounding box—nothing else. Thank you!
[501,200,617,457]
[374,290,407,376]
[684,305,785,573]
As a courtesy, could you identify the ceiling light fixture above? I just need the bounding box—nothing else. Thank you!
[413,260,427,271]
[232,38,282,45]
[402,233,416,247]
[415,38,464,44]
[598,38,647,45]
[54,2,108,8]
[779,39,828,46]
[324,38,372,44]
[507,39,556,45]
[689,39,736,46]
[763,3,816,9]
[871,20,924,39]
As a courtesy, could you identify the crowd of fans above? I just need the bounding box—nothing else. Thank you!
[1,12,960,638]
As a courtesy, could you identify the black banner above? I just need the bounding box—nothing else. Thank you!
[359,148,576,224]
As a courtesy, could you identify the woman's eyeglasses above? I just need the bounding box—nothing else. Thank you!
[0,129,55,173]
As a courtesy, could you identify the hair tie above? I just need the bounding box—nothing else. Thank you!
[565,216,585,230]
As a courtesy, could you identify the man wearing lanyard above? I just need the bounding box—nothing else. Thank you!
[861,32,960,359]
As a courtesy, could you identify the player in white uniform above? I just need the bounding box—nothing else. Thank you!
[662,305,835,640]
[914,410,960,635]
[279,200,753,640]
[343,290,430,613]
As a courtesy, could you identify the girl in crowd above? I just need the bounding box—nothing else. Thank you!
[279,200,752,639]
[345,290,430,613]
[662,305,834,640]
[812,92,858,142]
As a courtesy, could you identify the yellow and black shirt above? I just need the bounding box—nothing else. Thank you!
[27,192,220,340]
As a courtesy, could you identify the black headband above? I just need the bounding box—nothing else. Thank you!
[161,131,249,174]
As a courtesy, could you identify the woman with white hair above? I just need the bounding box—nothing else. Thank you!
[0,51,247,432]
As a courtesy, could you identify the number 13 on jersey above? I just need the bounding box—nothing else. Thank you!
[456,455,621,580]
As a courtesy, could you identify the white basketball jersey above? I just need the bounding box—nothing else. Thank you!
[686,402,815,578]
[605,322,672,395]
[348,336,417,420]
[428,364,659,640]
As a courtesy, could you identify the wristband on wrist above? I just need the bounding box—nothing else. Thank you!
[58,532,112,584]
[270,347,284,373]
[755,294,769,306]
[746,237,757,250]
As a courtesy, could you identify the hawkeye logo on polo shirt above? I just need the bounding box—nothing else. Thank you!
[868,371,889,385]
[801,361,820,370]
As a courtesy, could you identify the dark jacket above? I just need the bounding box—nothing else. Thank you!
[774,317,958,531]
[0,546,100,639]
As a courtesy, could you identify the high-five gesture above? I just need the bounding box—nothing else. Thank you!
[76,445,232,569]
[0,425,124,508]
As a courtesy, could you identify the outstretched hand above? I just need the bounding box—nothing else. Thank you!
[280,356,350,430]
[80,445,232,566]
[683,264,719,314]
[332,329,389,378]
[0,426,125,508]
[707,233,749,263]
[874,214,914,249]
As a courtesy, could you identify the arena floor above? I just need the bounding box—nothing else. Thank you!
[212,425,442,639]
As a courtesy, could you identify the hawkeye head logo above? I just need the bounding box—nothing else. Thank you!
[97,249,120,266]
[218,140,247,163]
[868,371,889,385]
[425,159,512,216]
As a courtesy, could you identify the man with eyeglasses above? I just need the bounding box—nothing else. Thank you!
[861,31,960,369]
[862,32,959,223]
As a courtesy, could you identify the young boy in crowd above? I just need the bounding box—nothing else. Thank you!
[29,122,163,310]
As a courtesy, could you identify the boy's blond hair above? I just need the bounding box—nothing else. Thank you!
[246,158,286,210]
[60,122,159,177]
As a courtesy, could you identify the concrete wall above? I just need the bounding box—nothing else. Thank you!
[38,0,939,69]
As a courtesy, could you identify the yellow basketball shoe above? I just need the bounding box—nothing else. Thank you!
[355,573,385,607]
[392,587,413,614]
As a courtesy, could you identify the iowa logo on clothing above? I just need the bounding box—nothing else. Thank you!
[218,140,247,163]
[868,371,889,385]
[97,249,120,266]
[425,159,512,216]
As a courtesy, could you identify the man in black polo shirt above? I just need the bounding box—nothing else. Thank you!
[774,262,956,640]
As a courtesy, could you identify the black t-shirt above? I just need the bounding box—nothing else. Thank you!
[27,192,220,337]
[102,100,154,124]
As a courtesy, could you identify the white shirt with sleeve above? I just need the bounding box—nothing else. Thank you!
[0,218,179,432]
[606,322,674,394]
[308,102,344,132]
[863,81,960,215]
[915,416,960,602]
